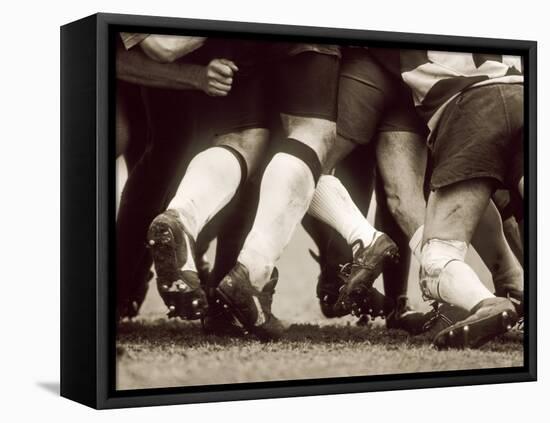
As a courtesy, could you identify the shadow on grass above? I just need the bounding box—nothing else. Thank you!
[117,318,523,352]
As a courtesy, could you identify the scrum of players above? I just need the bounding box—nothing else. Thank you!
[115,32,524,349]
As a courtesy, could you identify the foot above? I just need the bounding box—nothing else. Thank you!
[148,210,208,320]
[216,264,283,341]
[311,249,349,318]
[416,302,469,338]
[433,297,518,349]
[335,234,399,315]
[386,296,433,334]
[117,270,153,320]
[201,300,244,337]
[496,287,524,318]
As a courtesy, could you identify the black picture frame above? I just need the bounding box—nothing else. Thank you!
[60,12,537,409]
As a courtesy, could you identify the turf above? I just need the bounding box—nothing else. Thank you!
[116,318,523,390]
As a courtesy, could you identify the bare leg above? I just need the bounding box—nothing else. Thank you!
[376,131,522,296]
[421,179,495,312]
[375,131,427,239]
[470,201,523,295]
[422,179,519,349]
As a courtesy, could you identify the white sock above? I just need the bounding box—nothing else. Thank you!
[169,147,242,271]
[308,175,381,253]
[420,239,494,311]
[238,152,316,289]
[409,225,424,263]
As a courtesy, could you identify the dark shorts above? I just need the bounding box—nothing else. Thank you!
[274,50,339,120]
[337,48,428,144]
[197,41,340,135]
[429,83,524,191]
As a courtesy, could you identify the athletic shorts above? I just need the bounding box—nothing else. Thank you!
[429,83,524,191]
[272,49,340,120]
[196,40,340,135]
[337,48,428,144]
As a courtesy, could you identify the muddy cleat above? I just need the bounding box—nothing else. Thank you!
[386,296,433,334]
[148,210,208,320]
[416,302,468,339]
[433,297,518,350]
[495,287,524,318]
[335,234,399,315]
[351,286,392,320]
[216,264,283,341]
[201,299,244,337]
[311,249,349,318]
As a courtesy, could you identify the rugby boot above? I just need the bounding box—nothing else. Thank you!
[147,209,208,320]
[216,264,283,341]
[201,287,245,337]
[496,287,524,318]
[335,234,399,315]
[416,302,468,339]
[433,297,518,349]
[386,295,434,334]
[311,249,350,318]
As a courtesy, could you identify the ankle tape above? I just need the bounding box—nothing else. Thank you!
[419,238,468,302]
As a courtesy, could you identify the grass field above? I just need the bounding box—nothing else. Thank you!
[115,160,523,391]
[116,318,523,390]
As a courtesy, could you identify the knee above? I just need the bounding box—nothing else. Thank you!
[381,181,408,223]
[215,128,269,177]
[282,115,336,166]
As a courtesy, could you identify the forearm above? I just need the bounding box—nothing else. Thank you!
[139,35,206,63]
[116,47,205,91]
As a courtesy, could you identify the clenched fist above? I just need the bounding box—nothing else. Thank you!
[201,58,239,96]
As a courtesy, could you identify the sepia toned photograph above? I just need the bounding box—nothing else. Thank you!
[114,31,525,391]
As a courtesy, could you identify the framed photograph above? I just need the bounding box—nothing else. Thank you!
[60,12,536,409]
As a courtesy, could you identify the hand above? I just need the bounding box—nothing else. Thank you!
[202,58,238,96]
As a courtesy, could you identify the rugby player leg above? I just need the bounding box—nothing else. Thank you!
[306,49,401,317]
[117,88,199,320]
[420,84,522,349]
[376,131,428,240]
[215,49,341,340]
[374,174,422,329]
[306,145,377,319]
[420,179,516,349]
[115,81,152,318]
[470,201,524,315]
[492,189,523,266]
[377,131,524,327]
[148,69,270,321]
